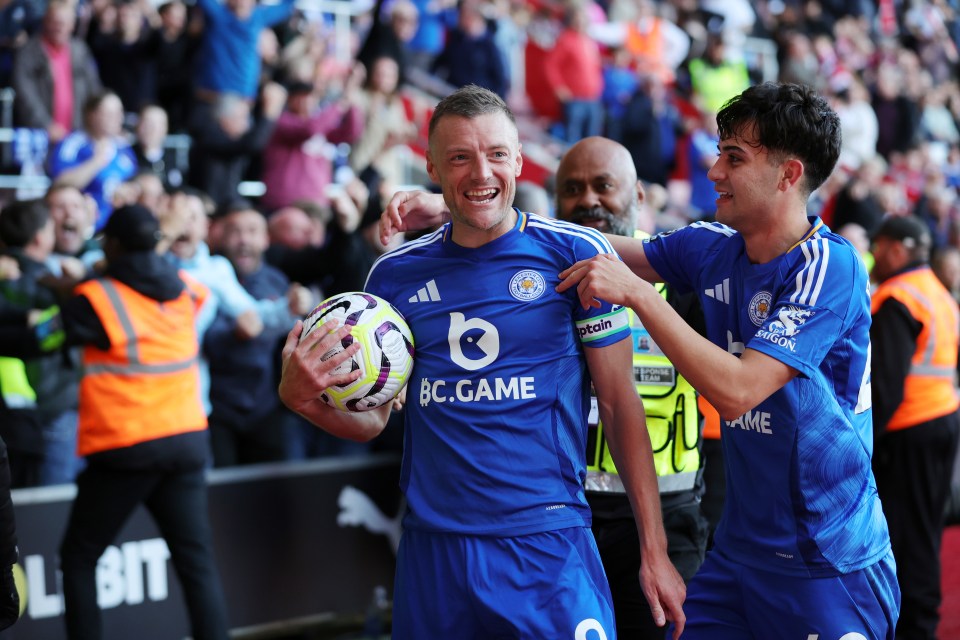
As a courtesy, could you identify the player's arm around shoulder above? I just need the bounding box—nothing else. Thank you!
[607,233,662,283]
[584,340,686,639]
[278,319,391,442]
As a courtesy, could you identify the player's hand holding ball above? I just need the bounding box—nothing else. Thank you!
[286,292,414,413]
[279,316,361,418]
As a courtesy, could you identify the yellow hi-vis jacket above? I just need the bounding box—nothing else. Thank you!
[0,357,36,409]
[586,282,702,494]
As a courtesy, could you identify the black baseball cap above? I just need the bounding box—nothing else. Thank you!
[102,204,161,252]
[871,215,931,249]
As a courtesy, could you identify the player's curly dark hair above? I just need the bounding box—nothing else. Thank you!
[716,82,841,197]
[428,84,516,139]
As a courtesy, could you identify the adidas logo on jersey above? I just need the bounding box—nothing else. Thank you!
[704,278,730,304]
[409,279,441,303]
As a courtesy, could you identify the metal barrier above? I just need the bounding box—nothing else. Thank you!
[0,127,195,199]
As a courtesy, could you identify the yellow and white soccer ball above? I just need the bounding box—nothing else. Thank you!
[301,292,414,412]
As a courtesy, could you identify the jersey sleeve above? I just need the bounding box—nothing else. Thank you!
[747,237,867,378]
[363,257,394,303]
[642,222,731,294]
[567,225,630,348]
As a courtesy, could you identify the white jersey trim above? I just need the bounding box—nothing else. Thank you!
[688,220,737,237]
[364,226,446,290]
[790,236,830,306]
[525,217,617,255]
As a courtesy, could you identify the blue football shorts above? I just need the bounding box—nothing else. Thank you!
[392,526,617,640]
[673,549,900,640]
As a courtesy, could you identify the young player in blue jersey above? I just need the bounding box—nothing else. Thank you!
[279,85,686,639]
[557,82,901,638]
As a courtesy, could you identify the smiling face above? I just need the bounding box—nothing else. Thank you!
[426,111,523,247]
[707,126,789,234]
[48,186,94,255]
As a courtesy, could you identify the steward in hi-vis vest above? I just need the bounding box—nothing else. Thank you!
[552,137,708,637]
[585,227,705,498]
[39,204,231,640]
[0,204,232,637]
[870,214,960,639]
[871,266,960,431]
[586,281,702,495]
[74,272,208,455]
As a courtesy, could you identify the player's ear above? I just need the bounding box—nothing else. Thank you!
[636,180,646,207]
[780,158,804,191]
[425,152,439,183]
[515,143,523,177]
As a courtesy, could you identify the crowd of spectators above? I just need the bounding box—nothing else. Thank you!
[2,0,960,486]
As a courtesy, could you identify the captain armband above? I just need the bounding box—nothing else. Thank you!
[575,306,629,343]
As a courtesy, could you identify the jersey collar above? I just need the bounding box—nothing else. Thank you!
[786,217,824,254]
[441,208,527,244]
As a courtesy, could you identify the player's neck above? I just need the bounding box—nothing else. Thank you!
[449,209,518,249]
[741,210,814,265]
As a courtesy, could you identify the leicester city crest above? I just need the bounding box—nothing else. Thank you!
[509,270,546,301]
[748,290,773,326]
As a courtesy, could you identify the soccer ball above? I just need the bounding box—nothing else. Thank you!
[301,292,414,412]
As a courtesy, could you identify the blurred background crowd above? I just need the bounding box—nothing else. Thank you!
[3,0,960,487]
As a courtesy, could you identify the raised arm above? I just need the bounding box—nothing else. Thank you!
[585,339,685,638]
[379,190,449,246]
[605,234,663,284]
[562,255,797,420]
[50,140,116,190]
[278,319,392,441]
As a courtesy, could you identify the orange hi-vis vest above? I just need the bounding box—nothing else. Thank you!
[625,19,673,84]
[698,395,721,440]
[76,273,209,456]
[871,266,960,431]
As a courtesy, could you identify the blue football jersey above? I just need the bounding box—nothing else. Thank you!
[644,218,891,577]
[365,211,630,536]
[49,132,138,231]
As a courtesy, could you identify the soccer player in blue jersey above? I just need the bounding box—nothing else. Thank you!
[557,82,901,638]
[279,85,686,639]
